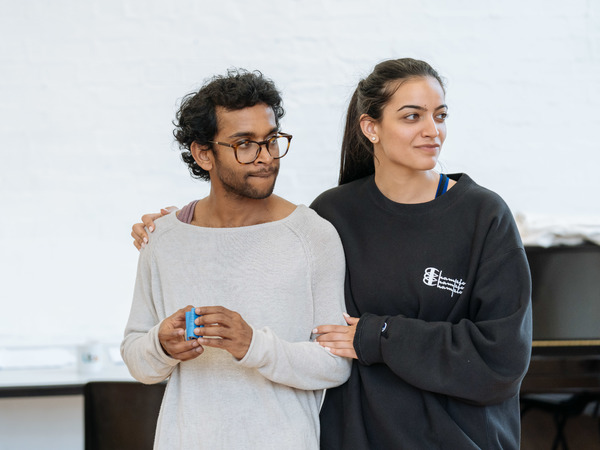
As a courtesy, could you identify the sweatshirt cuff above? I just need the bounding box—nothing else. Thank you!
[150,323,181,366]
[354,313,388,366]
[235,325,264,368]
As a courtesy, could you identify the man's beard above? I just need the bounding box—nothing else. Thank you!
[215,163,279,200]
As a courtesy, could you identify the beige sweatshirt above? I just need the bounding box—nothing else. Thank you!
[121,205,351,449]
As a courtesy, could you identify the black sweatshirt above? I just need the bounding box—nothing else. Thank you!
[311,174,532,450]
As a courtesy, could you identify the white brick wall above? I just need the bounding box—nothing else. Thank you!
[1,0,599,344]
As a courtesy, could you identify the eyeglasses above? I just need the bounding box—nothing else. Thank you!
[208,133,292,164]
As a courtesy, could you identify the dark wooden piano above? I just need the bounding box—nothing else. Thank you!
[520,244,600,449]
[522,345,600,395]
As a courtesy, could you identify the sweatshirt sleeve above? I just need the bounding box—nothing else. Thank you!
[236,218,352,390]
[120,246,179,384]
[354,239,532,405]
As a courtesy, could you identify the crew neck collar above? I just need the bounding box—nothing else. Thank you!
[366,173,471,216]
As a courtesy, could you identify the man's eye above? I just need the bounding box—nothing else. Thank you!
[236,141,253,150]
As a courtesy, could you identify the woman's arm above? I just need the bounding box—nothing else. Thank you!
[131,206,178,250]
[351,247,532,405]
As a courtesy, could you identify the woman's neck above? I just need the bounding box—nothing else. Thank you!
[374,168,440,204]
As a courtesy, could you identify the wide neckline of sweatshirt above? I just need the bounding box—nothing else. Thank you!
[166,203,305,233]
[366,172,474,217]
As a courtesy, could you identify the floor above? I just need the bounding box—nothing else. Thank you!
[521,407,600,450]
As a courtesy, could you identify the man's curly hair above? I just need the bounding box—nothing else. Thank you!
[173,69,285,181]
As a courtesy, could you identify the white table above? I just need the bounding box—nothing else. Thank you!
[0,363,134,397]
[0,346,136,450]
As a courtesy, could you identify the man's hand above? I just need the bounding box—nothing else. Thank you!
[132,206,178,250]
[158,305,204,361]
[314,313,359,359]
[194,306,253,360]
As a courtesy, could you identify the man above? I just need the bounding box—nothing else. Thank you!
[121,69,350,449]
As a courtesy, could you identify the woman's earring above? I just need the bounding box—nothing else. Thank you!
[371,137,376,141]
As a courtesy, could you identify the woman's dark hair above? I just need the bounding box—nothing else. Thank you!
[339,58,445,185]
[174,69,285,181]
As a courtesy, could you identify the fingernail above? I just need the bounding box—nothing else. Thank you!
[312,328,318,334]
[143,237,148,244]
[343,313,350,318]
[149,226,154,232]
[324,347,331,352]
[141,242,146,249]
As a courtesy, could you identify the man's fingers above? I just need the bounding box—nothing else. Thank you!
[157,330,185,351]
[194,324,232,339]
[166,328,185,338]
[163,337,200,353]
[195,312,232,327]
[195,305,231,315]
[172,305,194,320]
[197,337,226,349]
[172,343,205,360]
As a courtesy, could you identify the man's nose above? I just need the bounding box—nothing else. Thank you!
[254,143,274,163]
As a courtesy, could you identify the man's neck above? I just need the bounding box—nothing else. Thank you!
[191,191,296,228]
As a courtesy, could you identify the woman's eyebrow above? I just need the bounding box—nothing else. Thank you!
[397,104,448,112]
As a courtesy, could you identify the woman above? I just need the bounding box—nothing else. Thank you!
[132,58,532,449]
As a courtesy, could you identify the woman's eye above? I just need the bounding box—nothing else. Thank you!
[436,113,448,121]
[405,114,419,120]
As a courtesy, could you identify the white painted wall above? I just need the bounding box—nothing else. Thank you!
[0,396,83,450]
[1,0,599,348]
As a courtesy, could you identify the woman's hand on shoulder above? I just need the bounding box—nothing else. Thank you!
[314,313,359,359]
[132,206,178,250]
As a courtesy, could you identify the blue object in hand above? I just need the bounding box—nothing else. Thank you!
[185,309,203,340]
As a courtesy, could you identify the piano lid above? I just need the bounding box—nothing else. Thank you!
[526,244,600,355]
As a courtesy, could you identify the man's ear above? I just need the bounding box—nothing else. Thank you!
[359,114,379,144]
[191,142,213,171]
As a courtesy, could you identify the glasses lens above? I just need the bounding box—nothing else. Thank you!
[235,142,260,164]
[269,136,290,159]
[233,136,290,163]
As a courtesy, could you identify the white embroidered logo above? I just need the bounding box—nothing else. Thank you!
[423,267,465,298]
